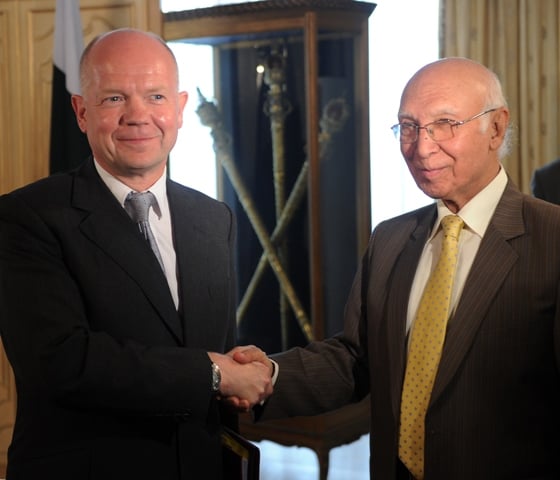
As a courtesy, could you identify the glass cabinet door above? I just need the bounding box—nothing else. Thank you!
[164,0,376,352]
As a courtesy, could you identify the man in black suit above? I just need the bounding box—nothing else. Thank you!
[531,157,560,204]
[236,57,560,479]
[0,29,271,480]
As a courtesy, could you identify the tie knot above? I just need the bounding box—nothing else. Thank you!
[125,191,159,223]
[441,214,464,241]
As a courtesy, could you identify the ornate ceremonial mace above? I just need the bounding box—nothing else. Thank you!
[196,88,313,343]
[236,94,350,334]
[263,45,293,349]
[196,88,349,345]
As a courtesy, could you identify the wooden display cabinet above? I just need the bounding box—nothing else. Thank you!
[163,1,375,478]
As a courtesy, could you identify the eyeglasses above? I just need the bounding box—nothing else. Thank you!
[391,108,499,144]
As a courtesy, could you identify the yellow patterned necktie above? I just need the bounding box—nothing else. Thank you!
[398,214,464,479]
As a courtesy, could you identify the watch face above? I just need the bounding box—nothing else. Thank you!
[212,363,221,392]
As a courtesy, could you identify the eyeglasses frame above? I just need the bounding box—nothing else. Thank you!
[391,107,500,144]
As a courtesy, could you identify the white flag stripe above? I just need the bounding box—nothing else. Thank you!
[53,0,84,95]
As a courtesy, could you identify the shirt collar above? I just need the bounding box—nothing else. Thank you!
[94,159,167,218]
[431,166,508,239]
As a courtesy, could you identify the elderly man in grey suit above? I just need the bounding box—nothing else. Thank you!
[235,57,560,479]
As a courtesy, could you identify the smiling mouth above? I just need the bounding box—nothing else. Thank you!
[118,135,157,141]
[116,136,162,148]
[418,165,447,178]
[115,138,160,153]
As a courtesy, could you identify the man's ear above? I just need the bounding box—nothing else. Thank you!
[71,95,87,133]
[489,107,510,151]
[176,91,188,129]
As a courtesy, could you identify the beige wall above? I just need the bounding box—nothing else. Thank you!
[0,0,160,474]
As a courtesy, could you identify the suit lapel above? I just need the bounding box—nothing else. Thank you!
[167,181,220,348]
[72,160,183,344]
[167,183,196,346]
[430,183,525,404]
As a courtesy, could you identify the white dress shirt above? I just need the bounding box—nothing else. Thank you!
[94,160,179,309]
[406,166,508,333]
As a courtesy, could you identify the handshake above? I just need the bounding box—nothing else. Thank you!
[208,346,274,412]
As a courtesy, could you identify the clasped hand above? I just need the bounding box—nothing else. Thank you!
[208,345,273,412]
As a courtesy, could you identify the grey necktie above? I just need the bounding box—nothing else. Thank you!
[124,191,165,273]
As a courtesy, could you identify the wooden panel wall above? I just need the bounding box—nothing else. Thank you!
[0,0,160,475]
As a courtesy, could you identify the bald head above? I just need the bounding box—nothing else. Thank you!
[400,57,511,160]
[401,57,507,116]
[80,29,179,96]
[396,57,511,212]
[71,27,188,190]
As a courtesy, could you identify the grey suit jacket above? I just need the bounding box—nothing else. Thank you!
[0,158,237,480]
[262,181,560,479]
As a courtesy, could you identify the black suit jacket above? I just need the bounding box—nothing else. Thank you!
[531,157,560,204]
[0,159,237,480]
[262,182,560,479]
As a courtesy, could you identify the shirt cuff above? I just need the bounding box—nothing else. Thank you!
[270,358,279,385]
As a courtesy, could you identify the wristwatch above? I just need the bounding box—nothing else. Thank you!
[211,362,221,394]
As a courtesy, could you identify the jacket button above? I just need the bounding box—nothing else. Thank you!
[174,412,192,422]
